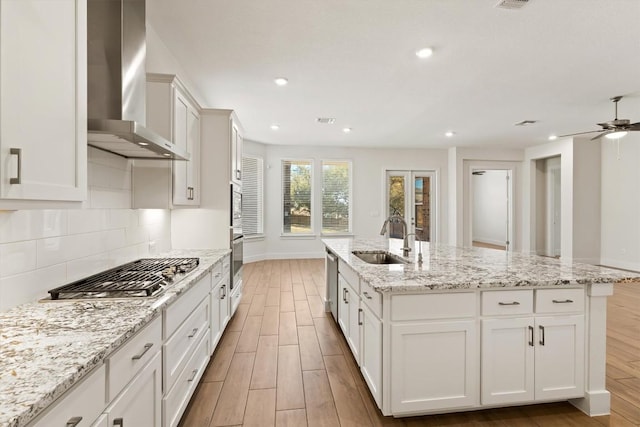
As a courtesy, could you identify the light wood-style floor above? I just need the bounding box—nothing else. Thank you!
[179,259,640,427]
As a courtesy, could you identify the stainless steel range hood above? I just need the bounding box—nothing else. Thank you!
[87,0,189,160]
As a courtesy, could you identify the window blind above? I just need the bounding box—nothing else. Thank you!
[322,161,351,234]
[242,156,263,236]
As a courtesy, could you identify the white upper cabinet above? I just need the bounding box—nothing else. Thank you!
[133,73,200,208]
[0,0,87,206]
[230,117,243,185]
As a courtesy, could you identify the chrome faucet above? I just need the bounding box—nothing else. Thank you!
[406,233,423,266]
[380,215,412,257]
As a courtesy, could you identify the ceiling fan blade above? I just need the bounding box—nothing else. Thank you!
[628,122,640,131]
[590,131,611,141]
[557,130,603,138]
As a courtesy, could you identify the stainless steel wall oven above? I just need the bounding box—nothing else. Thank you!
[231,183,243,290]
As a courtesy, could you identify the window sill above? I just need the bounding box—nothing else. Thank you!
[320,233,354,238]
[244,234,265,242]
[280,233,318,240]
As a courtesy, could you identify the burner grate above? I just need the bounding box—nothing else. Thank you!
[48,258,199,300]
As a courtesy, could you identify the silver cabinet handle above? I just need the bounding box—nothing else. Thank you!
[342,287,346,303]
[344,288,349,304]
[187,368,198,382]
[539,325,545,346]
[220,284,226,299]
[9,148,21,184]
[498,301,520,306]
[113,418,124,427]
[363,291,372,300]
[188,328,198,338]
[187,186,194,200]
[552,299,574,304]
[528,326,534,347]
[131,343,153,360]
[236,169,241,180]
[358,308,363,326]
[66,416,83,427]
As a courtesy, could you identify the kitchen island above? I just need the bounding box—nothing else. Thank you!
[323,237,640,418]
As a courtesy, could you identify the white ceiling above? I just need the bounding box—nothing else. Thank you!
[147,0,640,150]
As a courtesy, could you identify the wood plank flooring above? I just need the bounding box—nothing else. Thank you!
[179,259,640,427]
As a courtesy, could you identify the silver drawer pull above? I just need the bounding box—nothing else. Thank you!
[498,301,520,306]
[66,416,83,427]
[188,328,198,338]
[187,368,198,382]
[131,343,153,360]
[363,291,373,300]
[552,299,574,304]
[113,418,124,427]
[528,326,534,347]
[10,148,21,184]
[539,325,545,346]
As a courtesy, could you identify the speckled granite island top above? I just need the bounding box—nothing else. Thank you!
[323,237,640,293]
[0,249,230,427]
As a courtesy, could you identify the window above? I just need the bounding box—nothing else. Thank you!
[322,161,351,234]
[242,156,264,236]
[282,160,312,234]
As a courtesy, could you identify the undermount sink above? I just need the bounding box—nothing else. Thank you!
[352,250,408,264]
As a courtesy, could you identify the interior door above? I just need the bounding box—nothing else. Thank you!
[386,171,435,242]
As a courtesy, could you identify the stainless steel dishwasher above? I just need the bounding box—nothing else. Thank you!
[325,250,338,322]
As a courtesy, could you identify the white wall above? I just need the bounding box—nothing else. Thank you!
[243,143,449,261]
[600,133,640,270]
[472,170,508,246]
[0,148,171,312]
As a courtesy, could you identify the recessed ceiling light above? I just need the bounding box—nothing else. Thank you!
[163,153,171,157]
[342,127,352,133]
[548,135,558,141]
[445,131,455,137]
[138,142,149,146]
[316,117,336,124]
[270,124,280,130]
[415,47,433,59]
[274,77,288,86]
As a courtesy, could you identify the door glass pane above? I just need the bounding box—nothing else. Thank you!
[388,175,405,239]
[414,177,430,242]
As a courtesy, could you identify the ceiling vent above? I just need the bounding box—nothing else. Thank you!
[495,0,530,10]
[514,120,537,126]
[316,117,336,124]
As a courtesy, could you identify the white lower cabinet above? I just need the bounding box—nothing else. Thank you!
[481,291,585,406]
[105,352,162,427]
[92,414,108,427]
[360,303,382,407]
[338,273,360,362]
[28,365,106,427]
[390,319,477,414]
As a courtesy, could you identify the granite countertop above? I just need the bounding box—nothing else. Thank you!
[323,237,640,293]
[0,249,230,427]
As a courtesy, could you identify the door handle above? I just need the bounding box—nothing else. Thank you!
[66,416,83,427]
[342,287,346,303]
[187,368,198,382]
[10,148,21,184]
[498,301,520,306]
[363,291,372,300]
[528,326,534,347]
[552,299,573,304]
[539,325,545,346]
[188,328,198,338]
[344,289,349,304]
[131,343,153,360]
[358,308,363,326]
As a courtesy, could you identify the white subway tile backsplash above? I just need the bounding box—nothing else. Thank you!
[0,240,37,277]
[89,188,131,209]
[0,210,68,243]
[0,263,67,311]
[66,254,112,283]
[67,209,109,235]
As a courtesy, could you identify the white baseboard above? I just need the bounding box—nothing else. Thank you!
[473,237,505,247]
[599,258,640,273]
[243,251,325,263]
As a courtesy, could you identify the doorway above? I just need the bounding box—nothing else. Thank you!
[471,170,510,251]
[535,156,561,257]
[385,171,436,242]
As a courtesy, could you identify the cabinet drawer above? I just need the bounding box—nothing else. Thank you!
[391,292,476,321]
[211,261,223,285]
[360,280,382,318]
[29,365,106,427]
[222,255,230,275]
[107,316,162,401]
[164,297,209,393]
[339,262,360,293]
[163,332,210,427]
[482,290,533,316]
[535,288,584,314]
[164,272,212,339]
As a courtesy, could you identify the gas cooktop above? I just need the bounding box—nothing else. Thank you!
[47,258,199,300]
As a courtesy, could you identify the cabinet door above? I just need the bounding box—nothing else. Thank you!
[230,119,242,184]
[172,94,190,205]
[186,108,200,204]
[391,320,477,414]
[105,352,161,427]
[0,0,86,202]
[534,315,585,400]
[346,281,360,364]
[210,284,222,354]
[481,317,534,405]
[337,275,350,337]
[360,303,382,407]
[219,281,230,330]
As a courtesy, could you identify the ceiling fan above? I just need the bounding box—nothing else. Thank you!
[559,96,640,140]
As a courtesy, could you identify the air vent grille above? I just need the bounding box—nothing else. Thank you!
[495,0,529,10]
[316,117,336,124]
[514,120,537,126]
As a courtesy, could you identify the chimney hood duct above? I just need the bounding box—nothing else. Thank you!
[87,0,189,160]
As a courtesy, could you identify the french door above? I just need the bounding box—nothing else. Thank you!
[385,171,435,242]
